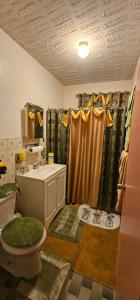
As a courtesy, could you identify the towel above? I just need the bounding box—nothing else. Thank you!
[116,150,128,213]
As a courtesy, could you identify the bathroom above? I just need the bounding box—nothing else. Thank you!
[0,1,140,300]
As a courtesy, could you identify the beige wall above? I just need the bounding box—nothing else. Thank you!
[0,29,64,138]
[0,138,22,185]
[64,80,132,108]
[131,56,140,90]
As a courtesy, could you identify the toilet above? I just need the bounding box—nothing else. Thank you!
[0,192,46,279]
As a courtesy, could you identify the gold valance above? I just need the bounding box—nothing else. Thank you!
[70,108,113,127]
[61,108,114,128]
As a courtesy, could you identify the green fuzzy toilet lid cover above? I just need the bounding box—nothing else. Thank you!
[2,217,44,247]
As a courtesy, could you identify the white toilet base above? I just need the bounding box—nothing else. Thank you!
[0,245,41,279]
[0,193,46,279]
[0,229,46,279]
[15,250,42,279]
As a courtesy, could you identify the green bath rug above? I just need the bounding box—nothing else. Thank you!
[15,249,71,300]
[48,205,84,243]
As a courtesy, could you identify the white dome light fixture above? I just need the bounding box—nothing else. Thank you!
[77,41,89,58]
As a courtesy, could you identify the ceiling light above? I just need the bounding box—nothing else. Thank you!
[77,41,89,58]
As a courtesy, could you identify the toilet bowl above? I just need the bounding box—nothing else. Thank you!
[0,192,46,279]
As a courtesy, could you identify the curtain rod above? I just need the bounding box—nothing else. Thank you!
[78,107,126,110]
[47,108,69,111]
[46,107,126,111]
[76,91,130,97]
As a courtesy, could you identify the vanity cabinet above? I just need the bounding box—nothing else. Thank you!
[16,164,66,229]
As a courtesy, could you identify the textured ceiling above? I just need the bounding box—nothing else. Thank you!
[0,0,140,85]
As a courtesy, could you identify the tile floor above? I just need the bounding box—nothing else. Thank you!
[0,266,128,300]
[0,267,20,299]
[62,271,115,300]
[62,272,134,300]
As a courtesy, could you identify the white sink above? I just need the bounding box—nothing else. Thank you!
[16,164,66,181]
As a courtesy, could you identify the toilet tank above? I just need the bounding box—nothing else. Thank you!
[0,193,16,226]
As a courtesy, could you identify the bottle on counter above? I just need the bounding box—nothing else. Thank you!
[48,152,54,164]
[19,149,26,161]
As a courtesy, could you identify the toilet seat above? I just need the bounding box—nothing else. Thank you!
[1,229,46,255]
[1,217,46,255]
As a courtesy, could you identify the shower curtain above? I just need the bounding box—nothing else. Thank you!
[77,91,130,211]
[98,108,126,211]
[46,91,129,211]
[67,109,106,207]
[46,109,70,164]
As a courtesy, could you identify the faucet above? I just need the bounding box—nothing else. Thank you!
[33,162,40,169]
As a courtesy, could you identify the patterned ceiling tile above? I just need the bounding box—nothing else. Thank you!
[0,0,140,85]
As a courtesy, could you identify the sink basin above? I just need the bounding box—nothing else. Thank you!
[38,165,56,172]
[16,164,66,181]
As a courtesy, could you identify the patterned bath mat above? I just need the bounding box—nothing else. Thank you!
[74,224,119,289]
[48,206,84,243]
[7,250,71,300]
[78,204,120,230]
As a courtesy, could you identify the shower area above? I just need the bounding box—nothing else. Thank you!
[46,90,134,227]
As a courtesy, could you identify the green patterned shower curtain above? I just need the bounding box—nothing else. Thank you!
[46,109,70,165]
[78,91,130,211]
[98,108,126,211]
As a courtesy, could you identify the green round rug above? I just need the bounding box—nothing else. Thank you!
[2,217,44,247]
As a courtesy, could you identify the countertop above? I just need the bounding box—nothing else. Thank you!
[16,164,66,181]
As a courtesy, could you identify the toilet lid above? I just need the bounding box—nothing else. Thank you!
[1,217,44,247]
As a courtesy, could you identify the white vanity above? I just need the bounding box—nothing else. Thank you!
[16,164,66,229]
